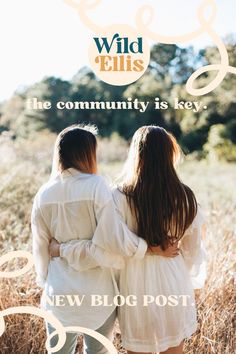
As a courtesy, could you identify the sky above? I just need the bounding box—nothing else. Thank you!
[0,0,235,101]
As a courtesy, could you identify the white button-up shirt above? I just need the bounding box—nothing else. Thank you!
[31,168,147,329]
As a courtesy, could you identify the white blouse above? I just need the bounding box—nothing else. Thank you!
[111,188,207,289]
[31,168,147,329]
[57,187,207,352]
[112,189,206,352]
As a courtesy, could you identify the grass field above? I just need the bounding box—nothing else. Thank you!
[0,133,235,354]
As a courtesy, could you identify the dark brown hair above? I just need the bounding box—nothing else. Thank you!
[54,124,98,174]
[122,125,197,248]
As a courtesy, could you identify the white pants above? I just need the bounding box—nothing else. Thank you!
[47,310,116,354]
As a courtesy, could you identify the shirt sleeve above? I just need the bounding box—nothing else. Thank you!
[60,178,147,271]
[31,192,51,288]
[60,240,125,271]
[179,205,207,289]
[91,178,147,259]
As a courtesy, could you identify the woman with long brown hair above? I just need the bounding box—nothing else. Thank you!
[112,125,206,354]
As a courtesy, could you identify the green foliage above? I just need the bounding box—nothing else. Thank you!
[0,40,235,161]
[204,124,236,162]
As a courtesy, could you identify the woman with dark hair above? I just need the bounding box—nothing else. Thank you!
[112,125,206,354]
[51,125,206,354]
[32,124,176,354]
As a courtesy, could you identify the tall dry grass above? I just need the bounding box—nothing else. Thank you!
[0,133,235,354]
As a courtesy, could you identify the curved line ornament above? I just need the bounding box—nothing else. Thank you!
[64,0,236,96]
[0,250,34,278]
[0,306,117,353]
[0,250,118,353]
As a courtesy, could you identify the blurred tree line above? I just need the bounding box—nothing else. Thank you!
[0,37,235,161]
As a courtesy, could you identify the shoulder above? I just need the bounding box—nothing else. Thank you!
[32,179,59,214]
[70,173,112,204]
[112,186,127,207]
[92,175,112,204]
[90,174,110,192]
[112,186,124,200]
[33,178,58,204]
[90,174,108,186]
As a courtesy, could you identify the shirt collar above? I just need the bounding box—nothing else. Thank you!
[61,168,81,178]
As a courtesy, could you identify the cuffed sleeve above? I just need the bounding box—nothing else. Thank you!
[60,240,125,271]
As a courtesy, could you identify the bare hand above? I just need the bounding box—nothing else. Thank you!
[49,238,60,257]
[147,242,180,258]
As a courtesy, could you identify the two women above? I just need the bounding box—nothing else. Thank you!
[32,124,205,354]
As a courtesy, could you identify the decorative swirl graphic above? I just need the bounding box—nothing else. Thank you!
[0,250,34,278]
[185,1,236,95]
[0,306,117,353]
[0,250,117,352]
[136,0,236,95]
[135,0,216,44]
[65,0,103,33]
[0,306,66,352]
[50,325,118,353]
[63,0,236,96]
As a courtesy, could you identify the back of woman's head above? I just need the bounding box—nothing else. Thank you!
[122,125,197,248]
[53,124,98,175]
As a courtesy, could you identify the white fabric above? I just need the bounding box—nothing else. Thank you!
[31,168,147,329]
[112,188,206,353]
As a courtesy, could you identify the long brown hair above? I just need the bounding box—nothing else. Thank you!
[122,125,197,248]
[53,124,98,174]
